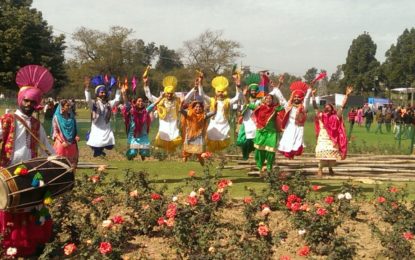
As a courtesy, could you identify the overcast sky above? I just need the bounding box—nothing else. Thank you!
[32,0,415,76]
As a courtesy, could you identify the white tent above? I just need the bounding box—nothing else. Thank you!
[391,87,415,106]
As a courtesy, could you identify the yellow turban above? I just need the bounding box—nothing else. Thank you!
[211,76,229,93]
[163,76,177,94]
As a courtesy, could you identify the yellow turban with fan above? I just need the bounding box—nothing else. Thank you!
[163,76,178,94]
[211,76,229,94]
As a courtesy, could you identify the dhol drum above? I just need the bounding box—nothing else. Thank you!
[0,156,74,210]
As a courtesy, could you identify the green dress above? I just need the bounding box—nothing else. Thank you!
[250,104,284,171]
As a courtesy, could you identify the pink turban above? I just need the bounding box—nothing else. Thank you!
[17,87,43,106]
[15,65,54,107]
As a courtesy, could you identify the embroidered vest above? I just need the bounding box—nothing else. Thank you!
[282,105,307,129]
[0,114,40,167]
[210,98,230,120]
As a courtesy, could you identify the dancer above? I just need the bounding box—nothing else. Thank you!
[270,77,312,159]
[312,86,353,176]
[250,94,284,173]
[236,73,262,160]
[0,65,55,257]
[121,85,155,160]
[51,99,79,168]
[200,76,242,152]
[180,100,216,165]
[84,75,121,157]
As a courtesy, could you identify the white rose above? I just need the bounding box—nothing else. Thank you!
[298,229,306,235]
[6,247,17,256]
[102,219,112,228]
[344,192,352,200]
[261,207,271,216]
[228,180,233,186]
[172,196,178,202]
[337,193,345,200]
[189,191,197,198]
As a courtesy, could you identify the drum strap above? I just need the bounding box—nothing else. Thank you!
[14,115,52,156]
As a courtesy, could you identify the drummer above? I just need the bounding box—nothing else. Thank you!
[0,65,55,257]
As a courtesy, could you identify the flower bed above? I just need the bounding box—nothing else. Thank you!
[15,157,415,259]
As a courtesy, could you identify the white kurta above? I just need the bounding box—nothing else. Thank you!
[278,106,305,152]
[243,99,261,139]
[201,85,242,141]
[207,101,230,141]
[0,110,55,165]
[158,100,180,141]
[270,87,311,153]
[85,90,120,148]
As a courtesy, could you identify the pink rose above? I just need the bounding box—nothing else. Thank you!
[281,185,290,193]
[211,192,221,202]
[324,196,334,204]
[377,196,386,203]
[257,224,269,237]
[111,215,124,224]
[316,208,328,216]
[64,243,77,256]
[99,242,112,255]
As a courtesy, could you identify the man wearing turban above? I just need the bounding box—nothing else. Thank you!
[269,76,312,159]
[84,76,121,157]
[0,65,55,257]
[199,75,242,152]
[236,73,262,160]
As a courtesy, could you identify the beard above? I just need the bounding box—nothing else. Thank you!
[19,104,35,116]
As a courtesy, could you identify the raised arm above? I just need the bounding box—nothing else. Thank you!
[109,88,121,108]
[311,88,319,111]
[230,75,242,105]
[84,78,93,110]
[303,88,312,112]
[337,86,353,118]
[143,77,157,103]
[269,75,288,108]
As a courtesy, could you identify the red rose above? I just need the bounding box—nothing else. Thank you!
[99,242,112,255]
[211,192,221,202]
[389,187,398,193]
[157,217,166,226]
[64,243,77,256]
[298,245,310,256]
[187,196,198,206]
[217,179,231,189]
[324,196,334,204]
[312,185,322,191]
[316,208,328,216]
[111,215,124,224]
[377,196,386,203]
[151,193,162,200]
[287,194,301,203]
[281,185,290,193]
[243,197,253,204]
[290,202,301,212]
[403,232,414,240]
[257,224,269,237]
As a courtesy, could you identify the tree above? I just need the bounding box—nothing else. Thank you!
[71,26,158,76]
[383,28,415,88]
[327,65,343,94]
[181,29,243,81]
[0,0,67,92]
[303,67,318,84]
[341,32,380,96]
[155,45,183,72]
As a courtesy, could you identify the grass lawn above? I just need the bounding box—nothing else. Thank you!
[2,104,415,199]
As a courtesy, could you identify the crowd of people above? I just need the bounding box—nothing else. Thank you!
[0,64,413,257]
[347,103,415,140]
